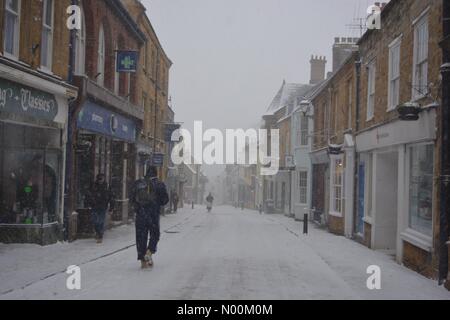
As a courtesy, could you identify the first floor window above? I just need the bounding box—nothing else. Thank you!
[409,144,433,236]
[413,14,429,99]
[388,38,401,110]
[298,171,308,204]
[41,0,54,69]
[367,61,376,120]
[300,116,308,146]
[4,0,20,57]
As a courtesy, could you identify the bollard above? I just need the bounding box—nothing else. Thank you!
[303,214,308,234]
[192,201,194,209]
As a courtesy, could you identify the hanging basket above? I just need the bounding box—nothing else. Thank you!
[397,102,421,121]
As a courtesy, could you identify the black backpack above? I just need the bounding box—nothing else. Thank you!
[134,178,157,206]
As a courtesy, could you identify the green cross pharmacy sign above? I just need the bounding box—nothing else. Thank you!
[116,51,139,73]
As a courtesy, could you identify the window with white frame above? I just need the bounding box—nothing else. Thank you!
[298,171,308,204]
[4,0,21,58]
[97,25,106,86]
[331,157,344,214]
[300,115,308,146]
[388,38,401,110]
[74,4,86,75]
[413,14,428,100]
[367,61,376,120]
[296,113,302,147]
[41,0,54,70]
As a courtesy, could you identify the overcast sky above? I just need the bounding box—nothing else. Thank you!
[142,0,373,176]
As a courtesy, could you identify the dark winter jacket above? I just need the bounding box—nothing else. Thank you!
[87,182,115,211]
[131,177,169,215]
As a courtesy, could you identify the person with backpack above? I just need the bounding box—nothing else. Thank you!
[86,174,115,244]
[131,166,169,269]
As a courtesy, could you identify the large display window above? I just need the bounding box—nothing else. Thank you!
[0,121,61,225]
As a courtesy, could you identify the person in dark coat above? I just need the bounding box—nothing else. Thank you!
[87,174,115,243]
[131,166,169,269]
[171,191,179,213]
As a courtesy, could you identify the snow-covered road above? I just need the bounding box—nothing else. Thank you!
[0,206,449,300]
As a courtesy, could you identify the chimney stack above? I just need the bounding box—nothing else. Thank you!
[310,55,327,85]
[332,36,359,72]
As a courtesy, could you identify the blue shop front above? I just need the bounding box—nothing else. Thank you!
[75,100,138,236]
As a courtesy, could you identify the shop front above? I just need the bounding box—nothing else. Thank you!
[0,71,76,245]
[310,148,329,226]
[75,100,138,235]
[356,108,437,273]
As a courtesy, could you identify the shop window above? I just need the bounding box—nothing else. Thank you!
[4,0,20,58]
[408,144,433,236]
[0,125,60,225]
[331,157,344,214]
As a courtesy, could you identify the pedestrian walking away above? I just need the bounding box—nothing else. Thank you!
[86,174,115,244]
[172,191,179,213]
[131,166,169,269]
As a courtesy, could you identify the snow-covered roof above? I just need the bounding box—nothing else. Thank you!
[264,81,315,117]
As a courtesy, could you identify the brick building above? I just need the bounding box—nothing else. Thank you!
[355,0,443,279]
[0,0,78,244]
[310,52,357,237]
[121,0,172,182]
[66,0,146,239]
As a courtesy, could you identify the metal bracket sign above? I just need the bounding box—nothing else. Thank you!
[116,51,139,73]
[152,153,164,167]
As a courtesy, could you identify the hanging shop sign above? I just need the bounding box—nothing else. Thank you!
[0,77,58,121]
[116,51,139,73]
[152,153,165,167]
[77,101,137,142]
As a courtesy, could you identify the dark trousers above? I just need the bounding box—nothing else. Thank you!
[135,207,160,260]
[92,209,106,239]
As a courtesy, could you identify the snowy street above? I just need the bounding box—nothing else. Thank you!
[0,206,449,300]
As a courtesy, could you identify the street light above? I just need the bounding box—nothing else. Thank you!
[299,100,313,118]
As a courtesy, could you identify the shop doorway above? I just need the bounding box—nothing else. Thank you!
[373,151,398,253]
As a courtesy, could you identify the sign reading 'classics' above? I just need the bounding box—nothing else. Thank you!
[0,77,58,121]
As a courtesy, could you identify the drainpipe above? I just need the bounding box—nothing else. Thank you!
[63,0,78,241]
[439,0,450,286]
[354,55,362,237]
